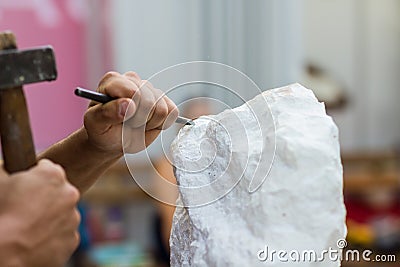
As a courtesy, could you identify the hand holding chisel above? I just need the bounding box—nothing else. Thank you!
[75,71,192,154]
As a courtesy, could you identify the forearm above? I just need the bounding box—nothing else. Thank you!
[39,127,122,193]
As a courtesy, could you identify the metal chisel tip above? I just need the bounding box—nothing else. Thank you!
[176,116,195,126]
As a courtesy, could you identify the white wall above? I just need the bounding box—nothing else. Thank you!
[303,0,400,151]
[109,0,302,104]
[364,0,400,150]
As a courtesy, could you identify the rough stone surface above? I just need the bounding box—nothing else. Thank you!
[170,84,347,267]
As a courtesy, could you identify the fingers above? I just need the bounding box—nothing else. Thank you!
[124,80,157,128]
[29,159,68,185]
[71,208,81,229]
[124,71,141,85]
[34,159,81,203]
[85,98,136,135]
[73,230,81,249]
[64,184,81,207]
[92,71,178,132]
[98,71,141,97]
[162,96,179,129]
[123,78,178,130]
[145,89,168,130]
[92,71,141,109]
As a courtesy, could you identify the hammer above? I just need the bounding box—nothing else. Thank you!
[0,32,57,173]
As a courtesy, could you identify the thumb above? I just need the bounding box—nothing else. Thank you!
[84,98,136,135]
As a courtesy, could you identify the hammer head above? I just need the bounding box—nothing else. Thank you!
[0,46,57,89]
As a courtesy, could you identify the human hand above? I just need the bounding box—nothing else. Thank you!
[83,71,178,156]
[0,159,80,267]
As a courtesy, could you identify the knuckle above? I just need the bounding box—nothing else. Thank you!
[104,102,123,120]
[83,110,92,125]
[83,115,97,136]
[141,80,153,88]
[99,71,120,87]
[170,106,179,118]
[127,83,140,96]
[154,88,164,98]
[37,158,53,169]
[132,87,141,98]
[65,184,80,203]
[53,164,67,178]
[99,104,114,119]
[103,71,120,80]
[72,208,81,226]
[124,71,140,79]
[51,166,67,183]
[155,103,168,118]
[72,231,81,249]
[38,160,66,182]
[142,99,156,111]
[84,105,102,125]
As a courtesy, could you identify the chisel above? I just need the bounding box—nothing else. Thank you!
[74,87,194,126]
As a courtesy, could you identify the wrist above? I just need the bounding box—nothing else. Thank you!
[76,127,123,162]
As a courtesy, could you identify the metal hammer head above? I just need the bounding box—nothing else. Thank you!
[0,31,58,173]
[0,45,57,89]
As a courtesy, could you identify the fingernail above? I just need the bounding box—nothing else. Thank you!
[119,101,129,117]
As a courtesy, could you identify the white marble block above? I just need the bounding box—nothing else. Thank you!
[170,84,347,266]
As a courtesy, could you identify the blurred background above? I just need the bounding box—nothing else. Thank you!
[1,0,399,266]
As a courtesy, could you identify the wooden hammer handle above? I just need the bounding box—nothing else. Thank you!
[0,32,36,173]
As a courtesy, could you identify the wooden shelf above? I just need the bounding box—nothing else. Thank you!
[83,186,150,204]
[342,151,400,194]
[82,160,154,204]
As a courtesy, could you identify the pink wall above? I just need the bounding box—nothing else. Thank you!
[0,0,89,150]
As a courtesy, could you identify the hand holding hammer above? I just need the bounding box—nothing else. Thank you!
[0,32,80,267]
